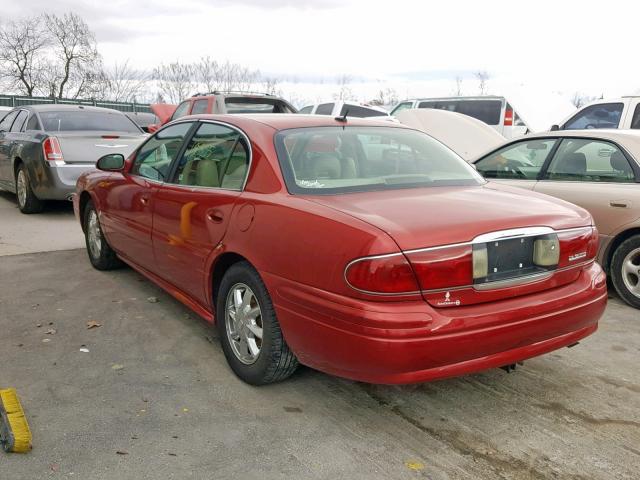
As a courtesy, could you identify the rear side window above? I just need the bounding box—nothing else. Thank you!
[26,114,42,131]
[0,111,18,132]
[173,123,249,189]
[11,110,29,132]
[315,103,334,115]
[339,105,387,118]
[39,110,141,133]
[171,101,191,121]
[132,122,192,181]
[298,106,313,114]
[419,100,503,125]
[631,104,640,129]
[563,103,624,130]
[545,138,635,182]
[191,99,209,115]
[475,139,558,180]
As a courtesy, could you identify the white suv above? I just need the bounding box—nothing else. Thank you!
[298,101,389,119]
[553,96,640,131]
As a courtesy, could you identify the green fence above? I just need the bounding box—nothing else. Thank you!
[0,94,151,113]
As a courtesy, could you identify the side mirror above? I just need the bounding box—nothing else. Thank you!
[96,153,125,171]
[550,124,560,131]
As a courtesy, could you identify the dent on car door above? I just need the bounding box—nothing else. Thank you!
[100,122,194,272]
[474,138,559,190]
[152,122,249,305]
[534,138,639,237]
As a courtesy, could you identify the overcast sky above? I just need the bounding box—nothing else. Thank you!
[3,0,639,103]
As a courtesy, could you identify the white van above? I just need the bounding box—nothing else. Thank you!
[391,95,575,139]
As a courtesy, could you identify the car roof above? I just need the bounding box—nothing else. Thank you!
[181,113,403,131]
[21,104,127,114]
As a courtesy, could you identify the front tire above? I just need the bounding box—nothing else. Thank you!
[217,261,298,385]
[610,235,640,309]
[15,164,44,214]
[83,200,122,270]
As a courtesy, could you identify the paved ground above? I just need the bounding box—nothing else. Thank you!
[1,193,639,480]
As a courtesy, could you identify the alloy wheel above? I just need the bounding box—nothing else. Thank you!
[225,283,263,365]
[87,210,103,259]
[16,170,27,208]
[621,247,640,299]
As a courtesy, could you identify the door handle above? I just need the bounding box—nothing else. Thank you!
[609,200,629,208]
[140,196,149,205]
[207,211,224,223]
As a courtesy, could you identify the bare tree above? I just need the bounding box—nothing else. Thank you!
[101,60,150,102]
[218,60,259,92]
[370,87,398,106]
[0,16,49,96]
[570,91,597,108]
[334,74,355,101]
[475,70,489,95]
[43,13,102,99]
[261,76,281,96]
[153,61,196,103]
[454,76,463,96]
[195,56,219,93]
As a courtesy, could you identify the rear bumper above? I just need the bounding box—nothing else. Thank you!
[32,162,95,201]
[267,262,607,384]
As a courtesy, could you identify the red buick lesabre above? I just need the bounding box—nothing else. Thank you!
[74,114,607,385]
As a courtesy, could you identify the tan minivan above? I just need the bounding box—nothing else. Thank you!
[473,130,640,308]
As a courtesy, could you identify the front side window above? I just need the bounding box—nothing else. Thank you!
[10,110,29,132]
[563,103,624,130]
[315,103,334,115]
[545,138,635,182]
[173,123,249,189]
[274,126,483,194]
[171,101,191,121]
[39,110,141,133]
[191,99,209,115]
[0,111,18,132]
[475,139,558,180]
[298,106,313,114]
[631,104,640,129]
[391,102,413,115]
[131,122,193,181]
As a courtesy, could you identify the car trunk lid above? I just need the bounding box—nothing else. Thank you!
[54,132,147,164]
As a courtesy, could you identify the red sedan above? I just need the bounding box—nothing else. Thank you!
[74,114,607,385]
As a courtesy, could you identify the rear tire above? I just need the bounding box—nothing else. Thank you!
[83,200,122,270]
[217,261,298,385]
[15,164,44,214]
[610,235,640,309]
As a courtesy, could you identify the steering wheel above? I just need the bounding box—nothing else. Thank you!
[583,123,596,129]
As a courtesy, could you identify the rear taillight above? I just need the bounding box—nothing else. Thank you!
[43,137,63,163]
[503,107,514,126]
[557,227,598,268]
[405,245,473,290]
[345,255,419,294]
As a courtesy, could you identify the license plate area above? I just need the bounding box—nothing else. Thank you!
[473,235,557,285]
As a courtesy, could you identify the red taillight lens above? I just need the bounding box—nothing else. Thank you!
[405,245,473,290]
[503,108,513,126]
[43,137,63,163]
[345,255,419,294]
[557,227,598,268]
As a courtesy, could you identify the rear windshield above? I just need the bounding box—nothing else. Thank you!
[275,126,484,194]
[39,110,141,133]
[224,97,295,114]
[419,100,503,125]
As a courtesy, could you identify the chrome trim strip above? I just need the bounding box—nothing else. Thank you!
[473,271,553,291]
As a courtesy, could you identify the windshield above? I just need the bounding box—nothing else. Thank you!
[274,126,484,194]
[39,110,142,133]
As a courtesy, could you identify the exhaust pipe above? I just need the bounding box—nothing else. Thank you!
[66,194,75,202]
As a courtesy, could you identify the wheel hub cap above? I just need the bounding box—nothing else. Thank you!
[225,283,263,365]
[87,211,102,259]
[622,247,640,299]
[17,170,27,207]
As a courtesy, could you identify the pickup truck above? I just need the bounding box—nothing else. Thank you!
[553,96,640,131]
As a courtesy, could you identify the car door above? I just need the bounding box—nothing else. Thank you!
[534,137,639,237]
[99,122,194,273]
[0,110,19,187]
[151,121,250,305]
[474,138,560,190]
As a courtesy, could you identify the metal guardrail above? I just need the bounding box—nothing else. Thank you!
[0,94,151,113]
